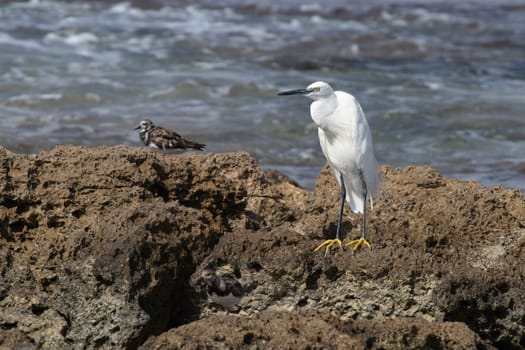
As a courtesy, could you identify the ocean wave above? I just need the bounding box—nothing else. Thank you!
[108,2,146,16]
[148,80,213,100]
[3,92,106,110]
[5,93,63,108]
[0,32,45,51]
[44,31,99,45]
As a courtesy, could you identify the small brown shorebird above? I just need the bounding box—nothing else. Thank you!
[134,119,205,151]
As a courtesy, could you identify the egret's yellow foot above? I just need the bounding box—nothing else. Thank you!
[345,237,371,251]
[314,239,343,254]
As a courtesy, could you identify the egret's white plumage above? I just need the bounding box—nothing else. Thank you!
[308,82,378,213]
[278,81,379,253]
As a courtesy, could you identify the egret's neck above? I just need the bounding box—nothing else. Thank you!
[310,94,337,129]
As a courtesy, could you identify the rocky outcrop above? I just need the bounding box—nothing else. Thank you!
[0,145,523,349]
[141,310,493,350]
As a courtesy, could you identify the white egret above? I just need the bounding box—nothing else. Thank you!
[278,81,379,254]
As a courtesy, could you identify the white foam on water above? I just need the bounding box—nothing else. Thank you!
[108,2,145,17]
[44,31,99,45]
[6,93,63,106]
[425,82,443,91]
[300,4,321,13]
[410,8,455,25]
[380,10,408,26]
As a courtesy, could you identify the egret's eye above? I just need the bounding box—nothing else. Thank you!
[313,87,321,92]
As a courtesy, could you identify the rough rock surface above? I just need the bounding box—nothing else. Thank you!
[0,145,523,349]
[141,310,493,350]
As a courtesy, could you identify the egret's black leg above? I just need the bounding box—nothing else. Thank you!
[345,169,372,250]
[335,172,346,240]
[359,170,368,240]
[313,172,346,254]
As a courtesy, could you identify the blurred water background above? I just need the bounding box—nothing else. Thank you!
[1,0,524,190]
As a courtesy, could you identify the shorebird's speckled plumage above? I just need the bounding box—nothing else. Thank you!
[134,119,205,151]
[201,268,245,309]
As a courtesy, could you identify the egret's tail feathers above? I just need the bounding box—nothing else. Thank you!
[346,190,364,214]
[346,191,375,213]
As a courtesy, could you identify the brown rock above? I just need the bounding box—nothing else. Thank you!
[0,145,523,349]
[140,310,493,350]
[140,310,360,349]
[0,146,276,348]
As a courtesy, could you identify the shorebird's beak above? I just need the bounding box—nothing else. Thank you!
[133,124,141,130]
[277,88,312,96]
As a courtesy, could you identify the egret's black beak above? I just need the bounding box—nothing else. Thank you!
[277,88,311,96]
[133,124,141,130]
